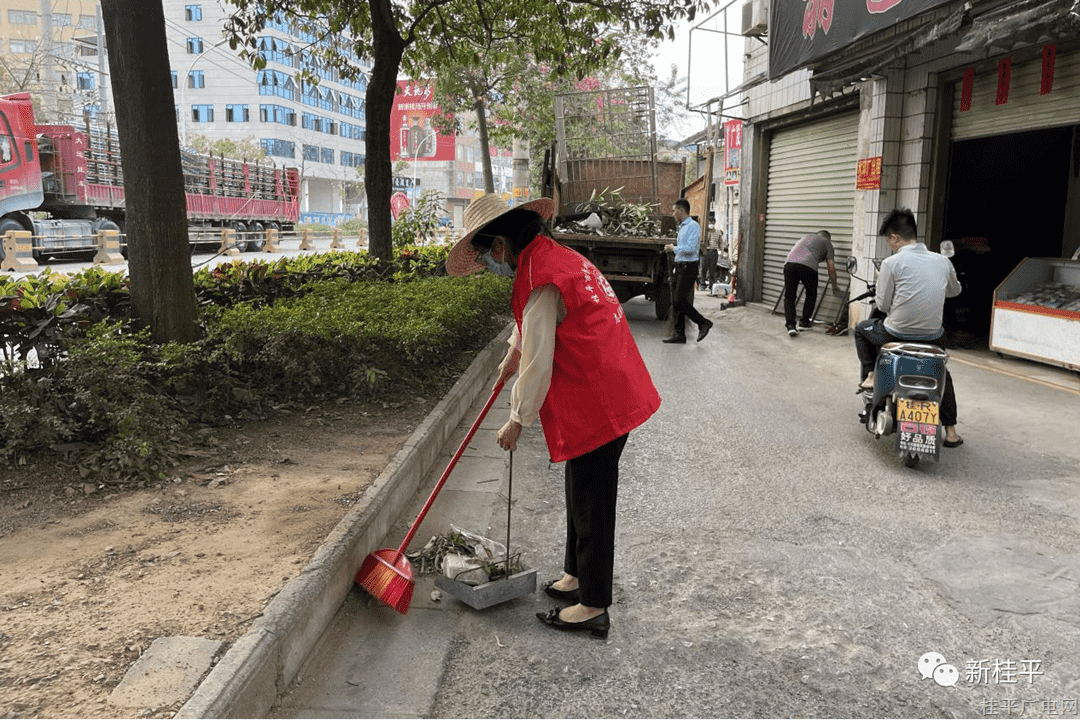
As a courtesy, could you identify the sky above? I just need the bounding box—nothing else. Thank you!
[651,7,747,138]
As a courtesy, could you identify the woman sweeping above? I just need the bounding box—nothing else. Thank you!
[446,194,661,639]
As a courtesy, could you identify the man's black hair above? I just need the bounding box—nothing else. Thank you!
[470,208,549,256]
[674,198,690,214]
[879,208,918,240]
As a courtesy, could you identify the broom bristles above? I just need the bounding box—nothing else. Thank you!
[355,549,414,614]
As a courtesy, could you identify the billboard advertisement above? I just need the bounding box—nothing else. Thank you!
[390,81,454,162]
[769,0,953,79]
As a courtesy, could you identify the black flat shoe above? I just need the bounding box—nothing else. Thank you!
[542,580,580,603]
[536,607,610,639]
[697,320,713,342]
[662,334,687,344]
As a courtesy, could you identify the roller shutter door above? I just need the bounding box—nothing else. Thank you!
[762,113,858,324]
[953,49,1080,141]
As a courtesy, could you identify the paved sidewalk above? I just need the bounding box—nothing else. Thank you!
[268,374,516,718]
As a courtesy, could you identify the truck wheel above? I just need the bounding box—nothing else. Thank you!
[0,218,27,261]
[654,282,671,320]
[246,222,266,252]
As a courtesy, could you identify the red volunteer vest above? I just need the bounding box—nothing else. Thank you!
[512,235,661,462]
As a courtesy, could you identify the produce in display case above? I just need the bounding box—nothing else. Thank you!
[990,258,1080,371]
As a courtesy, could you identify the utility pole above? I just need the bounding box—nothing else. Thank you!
[96,5,109,116]
[39,0,57,120]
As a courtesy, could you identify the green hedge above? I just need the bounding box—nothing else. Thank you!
[0,249,511,486]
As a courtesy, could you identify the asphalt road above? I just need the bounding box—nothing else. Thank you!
[271,294,1080,719]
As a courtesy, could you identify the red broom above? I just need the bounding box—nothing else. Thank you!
[356,379,507,613]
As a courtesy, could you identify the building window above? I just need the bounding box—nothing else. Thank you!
[191,104,214,122]
[302,144,319,162]
[321,147,334,164]
[188,70,205,88]
[186,37,204,54]
[185,5,203,21]
[77,72,94,91]
[7,10,37,25]
[226,105,250,122]
[54,13,72,26]
[9,39,35,54]
[259,104,295,126]
[262,138,295,158]
[78,14,96,29]
[341,151,364,167]
[171,71,177,88]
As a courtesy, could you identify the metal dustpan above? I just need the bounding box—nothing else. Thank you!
[435,451,536,609]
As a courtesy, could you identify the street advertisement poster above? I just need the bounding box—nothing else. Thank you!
[897,421,939,455]
[390,81,454,162]
[769,0,954,79]
[724,119,742,187]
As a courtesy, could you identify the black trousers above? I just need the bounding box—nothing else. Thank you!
[783,262,819,329]
[700,248,719,288]
[564,433,629,609]
[854,318,959,426]
[671,261,708,336]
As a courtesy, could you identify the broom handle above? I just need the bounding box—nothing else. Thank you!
[395,378,507,554]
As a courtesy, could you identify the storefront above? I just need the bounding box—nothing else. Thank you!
[760,112,858,326]
[940,46,1080,342]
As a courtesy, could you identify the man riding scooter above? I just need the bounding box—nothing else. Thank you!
[854,208,964,449]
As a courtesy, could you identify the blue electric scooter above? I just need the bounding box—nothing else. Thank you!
[847,256,950,468]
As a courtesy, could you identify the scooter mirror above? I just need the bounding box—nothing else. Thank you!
[846,256,858,274]
[940,240,956,258]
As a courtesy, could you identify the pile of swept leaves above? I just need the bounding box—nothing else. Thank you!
[553,186,672,238]
[0,244,512,487]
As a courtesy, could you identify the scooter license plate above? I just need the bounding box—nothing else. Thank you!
[896,399,941,458]
[896,399,940,425]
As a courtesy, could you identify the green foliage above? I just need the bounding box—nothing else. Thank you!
[0,324,191,484]
[187,134,268,160]
[391,191,446,250]
[0,251,501,487]
[209,274,510,399]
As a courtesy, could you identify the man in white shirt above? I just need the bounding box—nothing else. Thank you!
[854,208,964,447]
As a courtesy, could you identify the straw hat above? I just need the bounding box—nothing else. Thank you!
[445,193,554,276]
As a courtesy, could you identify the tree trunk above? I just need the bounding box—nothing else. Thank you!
[364,0,407,264]
[474,89,494,194]
[100,0,199,343]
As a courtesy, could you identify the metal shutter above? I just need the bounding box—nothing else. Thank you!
[952,49,1080,141]
[763,112,858,325]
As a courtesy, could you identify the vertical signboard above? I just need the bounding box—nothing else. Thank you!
[390,81,455,162]
[724,120,743,186]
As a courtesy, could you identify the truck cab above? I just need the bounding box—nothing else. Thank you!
[0,93,45,224]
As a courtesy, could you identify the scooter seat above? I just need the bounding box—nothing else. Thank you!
[880,342,948,359]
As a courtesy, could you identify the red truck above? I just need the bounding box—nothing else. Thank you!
[0,92,300,260]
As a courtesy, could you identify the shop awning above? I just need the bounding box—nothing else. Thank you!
[808,5,967,99]
[807,0,1080,99]
[954,0,1080,52]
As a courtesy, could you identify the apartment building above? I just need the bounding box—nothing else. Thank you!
[0,0,107,123]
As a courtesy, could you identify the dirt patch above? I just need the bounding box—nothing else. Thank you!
[0,396,435,719]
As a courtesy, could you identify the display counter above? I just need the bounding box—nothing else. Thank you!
[990,257,1080,371]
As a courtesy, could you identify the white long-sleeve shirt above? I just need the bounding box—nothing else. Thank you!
[499,284,566,426]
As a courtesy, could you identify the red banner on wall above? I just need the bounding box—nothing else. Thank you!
[724,119,743,187]
[390,81,455,162]
[856,157,882,190]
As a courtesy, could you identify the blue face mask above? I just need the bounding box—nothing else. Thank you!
[481,251,515,277]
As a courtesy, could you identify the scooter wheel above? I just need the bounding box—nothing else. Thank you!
[902,452,920,468]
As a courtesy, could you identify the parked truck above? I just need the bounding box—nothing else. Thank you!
[0,92,300,260]
[543,85,682,319]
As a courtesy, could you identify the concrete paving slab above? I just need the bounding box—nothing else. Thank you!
[270,593,456,718]
[109,636,222,711]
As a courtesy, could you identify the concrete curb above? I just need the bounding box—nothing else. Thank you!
[175,322,514,719]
